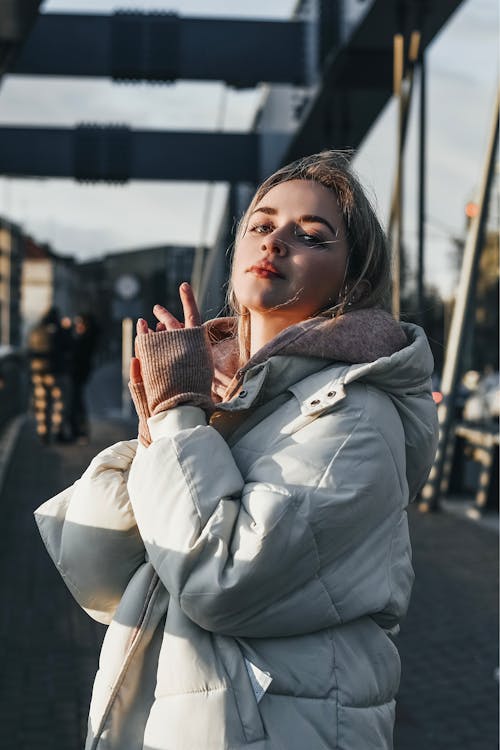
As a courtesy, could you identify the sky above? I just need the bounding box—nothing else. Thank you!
[352,0,499,296]
[0,0,498,299]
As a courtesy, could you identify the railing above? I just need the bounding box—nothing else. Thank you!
[453,422,499,515]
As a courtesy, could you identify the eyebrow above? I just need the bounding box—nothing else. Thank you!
[251,206,338,237]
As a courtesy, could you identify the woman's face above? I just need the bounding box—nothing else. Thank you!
[232,179,349,325]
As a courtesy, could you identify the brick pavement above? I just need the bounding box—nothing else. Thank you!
[395,506,499,750]
[0,362,497,749]
[0,415,134,750]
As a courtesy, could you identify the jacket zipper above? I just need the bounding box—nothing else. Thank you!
[89,571,160,749]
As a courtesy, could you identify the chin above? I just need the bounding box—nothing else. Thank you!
[233,286,278,313]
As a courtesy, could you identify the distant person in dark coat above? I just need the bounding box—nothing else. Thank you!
[69,313,100,442]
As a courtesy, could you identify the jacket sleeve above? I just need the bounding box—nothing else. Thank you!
[127,402,409,638]
[34,439,145,624]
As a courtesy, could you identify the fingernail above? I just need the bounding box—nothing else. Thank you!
[181,282,189,290]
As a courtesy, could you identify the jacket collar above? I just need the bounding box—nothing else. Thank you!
[205,308,407,405]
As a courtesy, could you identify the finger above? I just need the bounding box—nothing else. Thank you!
[136,318,149,335]
[130,357,142,384]
[153,304,184,330]
[156,322,166,332]
[179,282,202,328]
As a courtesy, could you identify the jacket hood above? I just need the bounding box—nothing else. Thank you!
[346,322,438,501]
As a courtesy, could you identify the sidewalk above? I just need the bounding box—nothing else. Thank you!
[0,414,133,749]
[395,505,498,750]
[0,363,498,749]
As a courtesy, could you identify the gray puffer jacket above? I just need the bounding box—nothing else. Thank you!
[35,315,438,750]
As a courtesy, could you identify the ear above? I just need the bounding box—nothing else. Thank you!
[350,279,371,303]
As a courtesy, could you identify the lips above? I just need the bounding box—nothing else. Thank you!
[248,261,284,279]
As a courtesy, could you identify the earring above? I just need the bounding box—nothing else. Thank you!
[338,286,353,307]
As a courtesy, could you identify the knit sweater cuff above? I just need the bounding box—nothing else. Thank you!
[134,326,214,416]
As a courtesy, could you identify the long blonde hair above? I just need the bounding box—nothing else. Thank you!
[227,150,392,366]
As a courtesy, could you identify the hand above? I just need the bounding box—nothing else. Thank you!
[128,284,201,444]
[130,356,143,385]
[131,281,201,384]
[132,282,214,417]
[135,282,201,338]
[128,357,153,447]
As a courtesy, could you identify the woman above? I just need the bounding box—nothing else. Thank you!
[35,151,438,750]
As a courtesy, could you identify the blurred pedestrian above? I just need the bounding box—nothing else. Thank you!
[28,306,72,443]
[68,313,100,443]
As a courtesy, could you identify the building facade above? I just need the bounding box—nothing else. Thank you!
[0,218,25,347]
[21,234,79,344]
[78,244,195,359]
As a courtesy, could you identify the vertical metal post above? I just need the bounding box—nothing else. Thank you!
[389,30,420,320]
[419,89,499,511]
[391,33,404,321]
[417,51,426,324]
[121,316,133,419]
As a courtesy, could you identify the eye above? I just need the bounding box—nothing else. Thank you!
[295,229,324,246]
[249,223,274,234]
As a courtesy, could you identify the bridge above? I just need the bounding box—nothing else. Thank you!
[0,2,497,748]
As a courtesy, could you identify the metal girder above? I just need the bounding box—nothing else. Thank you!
[336,49,394,89]
[11,12,307,87]
[283,0,466,160]
[0,126,259,182]
[0,0,42,75]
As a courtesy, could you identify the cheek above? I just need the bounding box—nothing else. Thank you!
[231,242,250,279]
[230,251,245,288]
[294,254,346,295]
[230,246,254,302]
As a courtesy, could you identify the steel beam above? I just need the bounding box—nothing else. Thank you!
[283,0,465,161]
[11,12,307,87]
[0,0,42,74]
[0,126,259,182]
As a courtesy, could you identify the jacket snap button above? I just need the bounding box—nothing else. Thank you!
[239,390,247,398]
[310,399,320,406]
[327,391,336,398]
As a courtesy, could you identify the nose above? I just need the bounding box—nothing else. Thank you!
[260,228,288,256]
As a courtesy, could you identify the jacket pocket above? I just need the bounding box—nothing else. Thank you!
[216,635,267,743]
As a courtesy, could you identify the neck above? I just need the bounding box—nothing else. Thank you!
[249,311,298,357]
